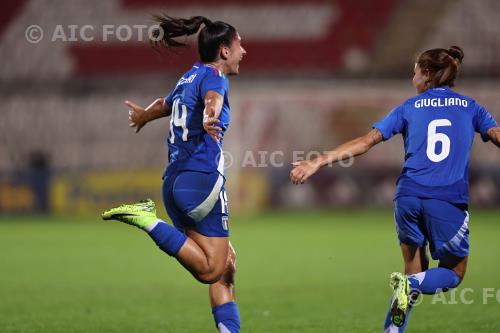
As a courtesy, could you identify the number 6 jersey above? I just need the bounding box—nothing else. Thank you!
[164,62,230,177]
[373,86,497,205]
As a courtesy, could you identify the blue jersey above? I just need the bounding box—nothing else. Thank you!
[164,62,230,176]
[373,86,497,204]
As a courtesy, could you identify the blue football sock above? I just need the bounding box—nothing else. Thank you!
[147,221,187,257]
[212,301,240,333]
[408,268,460,295]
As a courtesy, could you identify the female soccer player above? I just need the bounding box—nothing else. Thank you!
[290,46,500,332]
[102,16,246,333]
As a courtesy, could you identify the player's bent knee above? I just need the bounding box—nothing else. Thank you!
[196,260,228,284]
[196,247,236,285]
[195,269,224,284]
[439,255,467,287]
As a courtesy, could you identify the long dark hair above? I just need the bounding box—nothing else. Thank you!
[416,46,465,88]
[151,15,237,63]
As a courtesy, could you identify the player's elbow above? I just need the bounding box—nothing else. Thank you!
[359,136,374,153]
[360,129,383,152]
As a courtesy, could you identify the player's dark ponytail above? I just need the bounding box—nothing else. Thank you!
[416,45,465,88]
[151,16,211,48]
[151,15,237,63]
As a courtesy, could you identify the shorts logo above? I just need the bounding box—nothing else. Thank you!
[222,216,229,231]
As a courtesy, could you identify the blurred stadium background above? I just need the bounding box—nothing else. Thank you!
[1,0,499,215]
[1,1,499,332]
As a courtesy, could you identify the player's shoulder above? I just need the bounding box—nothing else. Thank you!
[444,88,484,111]
[195,64,229,97]
[195,63,227,81]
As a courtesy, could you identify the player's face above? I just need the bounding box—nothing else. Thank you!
[224,33,246,75]
[412,64,429,93]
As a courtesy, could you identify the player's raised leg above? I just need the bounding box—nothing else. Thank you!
[102,199,229,284]
[407,255,466,296]
[209,241,240,333]
[386,254,467,332]
[403,199,468,303]
[176,231,229,284]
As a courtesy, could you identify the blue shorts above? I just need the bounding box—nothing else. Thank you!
[162,169,229,237]
[394,196,469,260]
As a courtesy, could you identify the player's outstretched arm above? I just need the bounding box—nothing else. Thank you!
[203,90,224,143]
[126,98,172,133]
[487,127,500,148]
[290,128,383,184]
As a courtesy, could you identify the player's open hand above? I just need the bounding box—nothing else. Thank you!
[290,159,321,185]
[125,100,147,133]
[203,108,222,143]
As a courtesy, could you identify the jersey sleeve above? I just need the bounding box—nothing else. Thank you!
[473,103,497,142]
[164,88,174,107]
[200,71,227,98]
[372,104,405,141]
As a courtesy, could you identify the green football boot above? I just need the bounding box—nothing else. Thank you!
[389,272,410,327]
[101,199,158,230]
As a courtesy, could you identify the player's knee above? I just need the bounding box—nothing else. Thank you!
[195,247,236,285]
[195,268,224,284]
[196,260,228,284]
[440,257,467,287]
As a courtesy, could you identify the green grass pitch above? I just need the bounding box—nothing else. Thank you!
[1,210,499,332]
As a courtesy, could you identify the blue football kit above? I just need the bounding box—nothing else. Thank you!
[152,63,240,333]
[373,86,497,259]
[162,62,231,238]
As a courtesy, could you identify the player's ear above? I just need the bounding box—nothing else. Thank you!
[220,45,230,60]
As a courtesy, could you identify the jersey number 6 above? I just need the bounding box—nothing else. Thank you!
[426,118,452,162]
